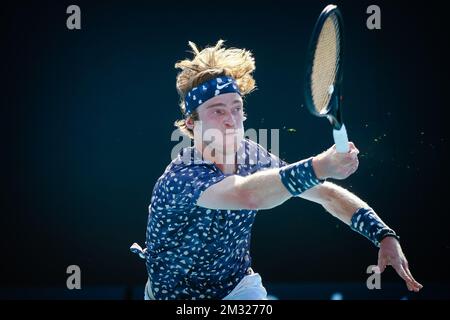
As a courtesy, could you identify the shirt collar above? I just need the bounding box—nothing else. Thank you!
[178,139,248,168]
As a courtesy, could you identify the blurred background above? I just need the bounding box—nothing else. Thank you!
[1,0,449,299]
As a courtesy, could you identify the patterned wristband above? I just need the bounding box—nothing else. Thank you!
[350,208,400,247]
[279,158,324,196]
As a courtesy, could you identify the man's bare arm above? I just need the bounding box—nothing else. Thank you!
[197,143,360,210]
[300,181,423,292]
[197,168,292,210]
[299,181,370,225]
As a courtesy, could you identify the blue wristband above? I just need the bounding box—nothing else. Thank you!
[350,208,400,247]
[279,158,324,196]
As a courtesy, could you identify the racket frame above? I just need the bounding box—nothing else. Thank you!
[304,4,345,131]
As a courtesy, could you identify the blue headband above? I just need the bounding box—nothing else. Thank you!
[184,76,241,115]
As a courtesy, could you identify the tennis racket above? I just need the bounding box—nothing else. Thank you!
[305,4,349,153]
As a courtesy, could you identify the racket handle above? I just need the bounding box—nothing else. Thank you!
[333,124,349,153]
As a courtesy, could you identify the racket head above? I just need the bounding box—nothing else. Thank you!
[305,4,344,129]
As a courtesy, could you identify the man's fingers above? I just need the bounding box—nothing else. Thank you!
[403,261,416,282]
[343,159,359,175]
[346,150,359,159]
[342,156,359,169]
[377,258,387,273]
[348,142,360,154]
[403,260,423,291]
[343,166,358,178]
[392,261,415,291]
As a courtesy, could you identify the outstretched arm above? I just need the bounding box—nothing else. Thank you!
[197,143,360,210]
[300,181,423,292]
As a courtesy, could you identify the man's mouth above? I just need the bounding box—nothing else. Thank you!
[225,129,241,135]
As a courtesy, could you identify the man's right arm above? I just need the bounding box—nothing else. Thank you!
[197,167,293,210]
[197,143,360,210]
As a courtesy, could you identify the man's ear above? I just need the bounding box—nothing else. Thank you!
[185,116,194,130]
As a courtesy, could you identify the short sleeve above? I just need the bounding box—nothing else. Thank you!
[158,164,226,211]
[269,153,288,168]
[257,145,289,169]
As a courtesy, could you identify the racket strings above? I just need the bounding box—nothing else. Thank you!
[311,15,341,113]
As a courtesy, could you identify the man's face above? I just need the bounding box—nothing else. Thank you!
[194,92,245,158]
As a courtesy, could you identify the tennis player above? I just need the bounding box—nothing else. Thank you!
[131,40,422,300]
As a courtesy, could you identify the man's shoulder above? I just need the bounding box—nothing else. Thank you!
[155,158,220,191]
[243,138,287,168]
[244,138,275,157]
[149,158,223,210]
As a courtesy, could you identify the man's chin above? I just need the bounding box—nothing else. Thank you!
[215,143,240,154]
[225,136,243,149]
[209,140,241,158]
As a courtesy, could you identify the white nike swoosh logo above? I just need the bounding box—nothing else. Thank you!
[216,82,232,90]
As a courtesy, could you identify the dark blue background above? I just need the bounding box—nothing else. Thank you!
[2,0,449,298]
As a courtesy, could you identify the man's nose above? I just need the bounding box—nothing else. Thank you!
[223,112,237,128]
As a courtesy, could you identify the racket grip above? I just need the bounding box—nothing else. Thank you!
[333,124,349,153]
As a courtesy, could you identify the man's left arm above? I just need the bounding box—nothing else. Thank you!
[299,181,423,292]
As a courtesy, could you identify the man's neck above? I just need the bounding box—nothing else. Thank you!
[194,143,237,175]
[215,162,237,175]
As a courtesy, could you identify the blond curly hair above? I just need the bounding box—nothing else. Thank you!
[174,40,256,138]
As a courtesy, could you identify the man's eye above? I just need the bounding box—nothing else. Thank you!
[215,110,224,115]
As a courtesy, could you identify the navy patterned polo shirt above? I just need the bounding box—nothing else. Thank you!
[137,138,287,300]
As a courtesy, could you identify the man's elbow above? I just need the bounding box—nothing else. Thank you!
[233,180,263,210]
[235,189,261,210]
[233,177,282,210]
[235,189,281,210]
